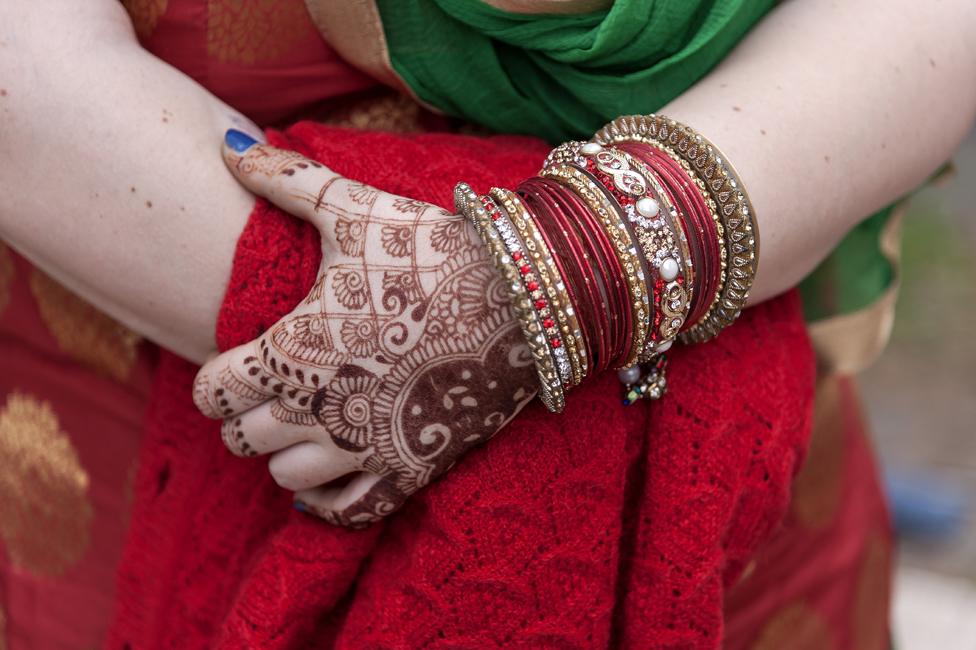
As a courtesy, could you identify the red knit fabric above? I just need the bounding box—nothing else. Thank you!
[109,123,815,649]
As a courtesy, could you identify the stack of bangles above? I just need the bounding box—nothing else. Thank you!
[455,114,759,412]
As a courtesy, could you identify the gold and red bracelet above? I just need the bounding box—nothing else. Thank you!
[455,114,759,411]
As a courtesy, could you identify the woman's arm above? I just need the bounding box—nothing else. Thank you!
[0,1,257,362]
[662,0,976,303]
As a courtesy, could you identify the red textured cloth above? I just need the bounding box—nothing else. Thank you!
[109,123,815,648]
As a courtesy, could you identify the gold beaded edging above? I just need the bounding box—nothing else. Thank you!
[491,188,586,386]
[454,183,565,413]
[593,114,759,343]
[541,165,649,369]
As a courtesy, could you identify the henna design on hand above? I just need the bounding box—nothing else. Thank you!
[195,151,538,526]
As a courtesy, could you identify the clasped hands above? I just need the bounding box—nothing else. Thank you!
[193,131,537,526]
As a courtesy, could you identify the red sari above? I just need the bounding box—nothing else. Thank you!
[0,2,891,648]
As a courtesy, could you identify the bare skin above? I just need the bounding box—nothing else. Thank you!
[2,0,975,520]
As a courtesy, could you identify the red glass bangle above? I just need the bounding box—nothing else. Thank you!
[524,178,610,370]
[568,162,648,367]
[541,176,629,371]
[620,142,719,329]
[517,178,606,368]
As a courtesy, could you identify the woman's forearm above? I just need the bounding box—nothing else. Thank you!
[662,0,976,304]
[0,1,257,362]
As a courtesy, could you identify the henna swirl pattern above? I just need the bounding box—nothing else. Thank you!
[195,142,538,526]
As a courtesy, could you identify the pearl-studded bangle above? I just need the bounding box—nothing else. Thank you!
[594,115,759,343]
[574,143,693,361]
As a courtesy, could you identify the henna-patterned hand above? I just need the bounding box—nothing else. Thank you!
[193,132,538,527]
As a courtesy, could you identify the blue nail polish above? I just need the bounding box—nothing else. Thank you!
[294,501,307,513]
[225,128,258,153]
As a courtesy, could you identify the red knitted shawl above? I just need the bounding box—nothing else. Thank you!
[109,123,815,649]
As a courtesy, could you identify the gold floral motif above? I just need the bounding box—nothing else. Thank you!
[0,392,93,576]
[853,532,892,650]
[0,243,13,316]
[121,0,169,39]
[790,377,846,529]
[207,0,319,65]
[324,93,424,133]
[29,270,141,383]
[750,602,834,650]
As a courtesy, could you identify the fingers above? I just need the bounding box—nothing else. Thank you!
[219,399,314,457]
[193,340,272,419]
[222,130,346,231]
[267,442,361,491]
[294,474,407,528]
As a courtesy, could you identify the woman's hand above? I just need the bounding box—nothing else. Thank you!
[193,132,538,527]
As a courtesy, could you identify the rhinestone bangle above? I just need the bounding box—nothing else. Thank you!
[490,188,584,387]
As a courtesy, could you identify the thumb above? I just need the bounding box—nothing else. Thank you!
[222,128,345,231]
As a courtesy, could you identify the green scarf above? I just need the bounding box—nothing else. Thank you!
[375,0,895,326]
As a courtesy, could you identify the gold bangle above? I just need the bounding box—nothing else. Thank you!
[593,114,759,343]
[490,187,586,386]
[485,191,573,388]
[540,164,649,369]
[454,183,566,412]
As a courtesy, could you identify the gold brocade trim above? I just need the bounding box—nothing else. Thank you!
[790,376,845,530]
[207,0,320,65]
[750,602,834,650]
[481,0,613,13]
[808,203,905,376]
[29,270,141,383]
[302,0,431,109]
[0,243,13,316]
[0,392,93,577]
[121,0,169,39]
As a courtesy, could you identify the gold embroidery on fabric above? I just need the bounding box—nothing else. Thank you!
[303,0,421,101]
[790,377,845,530]
[853,532,892,650]
[207,0,319,65]
[324,93,423,133]
[0,243,13,316]
[121,0,169,39]
[29,270,141,383]
[0,392,93,576]
[750,602,834,650]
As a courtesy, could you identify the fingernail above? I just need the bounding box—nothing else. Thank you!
[225,128,258,153]
[293,501,308,513]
